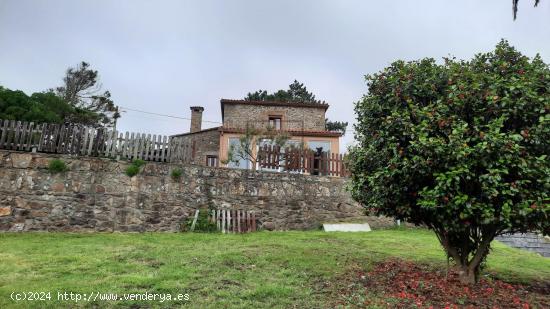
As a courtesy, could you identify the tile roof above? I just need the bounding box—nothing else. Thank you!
[221,99,329,109]
[170,126,222,137]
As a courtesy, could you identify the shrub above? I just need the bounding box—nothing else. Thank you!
[125,165,140,177]
[124,159,146,177]
[171,168,183,180]
[183,210,218,233]
[132,159,145,168]
[348,40,549,284]
[48,159,68,174]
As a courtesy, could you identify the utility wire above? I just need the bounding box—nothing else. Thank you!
[118,105,351,133]
[118,106,223,124]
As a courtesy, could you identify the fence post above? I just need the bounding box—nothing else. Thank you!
[237,210,241,233]
[221,209,226,233]
[251,211,256,232]
[227,209,232,233]
[216,209,220,231]
[190,209,200,231]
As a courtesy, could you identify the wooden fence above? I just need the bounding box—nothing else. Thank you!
[188,209,257,233]
[212,209,257,233]
[0,119,180,162]
[0,119,350,177]
[257,145,349,177]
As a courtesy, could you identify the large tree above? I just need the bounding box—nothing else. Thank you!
[55,61,120,128]
[348,40,549,284]
[0,86,81,124]
[1,62,119,128]
[244,80,348,135]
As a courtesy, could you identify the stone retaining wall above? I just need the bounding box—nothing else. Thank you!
[495,233,550,257]
[0,150,392,232]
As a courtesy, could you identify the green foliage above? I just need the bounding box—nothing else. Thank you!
[183,210,218,233]
[125,165,140,177]
[349,40,549,283]
[171,168,183,180]
[245,80,322,104]
[48,159,68,174]
[131,159,146,168]
[125,159,145,177]
[325,119,348,135]
[0,87,70,123]
[0,61,119,128]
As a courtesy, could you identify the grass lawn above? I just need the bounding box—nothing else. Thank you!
[0,228,548,308]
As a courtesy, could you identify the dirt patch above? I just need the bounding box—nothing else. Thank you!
[335,259,549,308]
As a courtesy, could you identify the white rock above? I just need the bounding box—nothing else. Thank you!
[323,223,371,232]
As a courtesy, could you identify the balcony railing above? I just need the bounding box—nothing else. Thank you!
[257,145,349,177]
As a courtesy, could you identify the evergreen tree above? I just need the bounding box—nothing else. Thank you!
[54,61,120,128]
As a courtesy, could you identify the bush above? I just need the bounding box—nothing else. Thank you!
[48,159,68,174]
[183,210,218,233]
[348,40,549,284]
[125,165,140,177]
[171,168,183,180]
[124,159,146,177]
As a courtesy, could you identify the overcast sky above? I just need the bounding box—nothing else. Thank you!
[1,0,549,151]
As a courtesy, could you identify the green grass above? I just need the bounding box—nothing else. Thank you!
[0,229,548,308]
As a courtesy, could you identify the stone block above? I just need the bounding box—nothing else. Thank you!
[51,182,65,192]
[9,223,25,232]
[11,153,33,168]
[95,184,105,194]
[0,206,12,216]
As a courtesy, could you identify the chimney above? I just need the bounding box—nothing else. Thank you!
[190,106,204,133]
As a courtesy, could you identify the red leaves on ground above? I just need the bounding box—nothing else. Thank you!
[357,259,549,308]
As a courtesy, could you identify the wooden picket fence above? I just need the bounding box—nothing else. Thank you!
[0,119,180,162]
[0,119,350,177]
[257,145,349,177]
[211,209,257,233]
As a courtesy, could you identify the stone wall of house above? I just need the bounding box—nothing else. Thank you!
[495,233,550,257]
[170,129,220,166]
[0,150,392,232]
[223,104,326,131]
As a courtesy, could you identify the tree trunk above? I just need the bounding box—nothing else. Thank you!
[457,264,477,285]
[435,229,495,285]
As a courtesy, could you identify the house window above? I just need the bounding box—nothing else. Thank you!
[268,116,282,130]
[227,138,250,169]
[307,141,331,176]
[206,156,218,167]
[307,141,331,153]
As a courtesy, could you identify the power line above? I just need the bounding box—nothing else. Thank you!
[118,105,352,133]
[118,106,223,124]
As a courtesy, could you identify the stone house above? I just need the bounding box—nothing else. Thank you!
[170,99,342,168]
